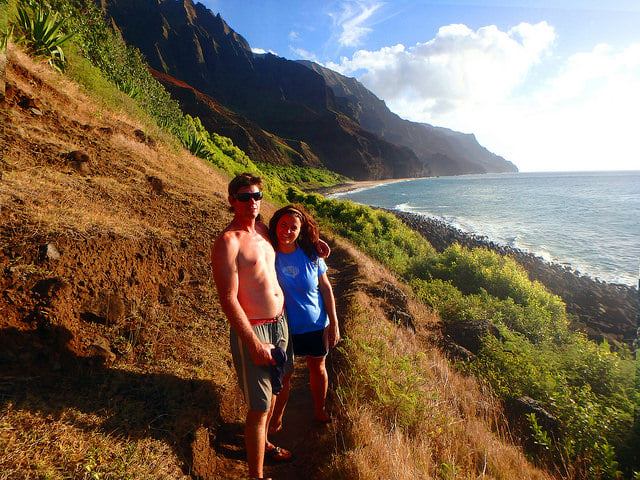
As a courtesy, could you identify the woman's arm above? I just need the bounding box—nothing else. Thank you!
[318,272,340,348]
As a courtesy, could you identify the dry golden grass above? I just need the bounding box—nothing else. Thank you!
[3,170,159,237]
[0,403,186,480]
[3,46,230,239]
[322,239,552,480]
[329,306,551,480]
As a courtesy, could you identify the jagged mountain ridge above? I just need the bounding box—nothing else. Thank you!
[298,60,517,176]
[98,0,516,179]
[99,0,424,179]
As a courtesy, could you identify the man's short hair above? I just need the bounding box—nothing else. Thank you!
[228,173,263,196]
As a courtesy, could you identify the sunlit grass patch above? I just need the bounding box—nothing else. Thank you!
[0,403,185,480]
[326,295,550,480]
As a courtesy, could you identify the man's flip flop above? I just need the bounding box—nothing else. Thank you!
[265,445,292,462]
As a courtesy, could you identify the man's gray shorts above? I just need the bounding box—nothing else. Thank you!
[230,312,294,412]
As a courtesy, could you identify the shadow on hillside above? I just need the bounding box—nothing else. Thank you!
[0,325,224,477]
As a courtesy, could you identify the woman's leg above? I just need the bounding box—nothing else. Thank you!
[306,356,330,421]
[268,372,292,434]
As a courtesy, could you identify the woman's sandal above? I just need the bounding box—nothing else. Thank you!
[265,445,292,462]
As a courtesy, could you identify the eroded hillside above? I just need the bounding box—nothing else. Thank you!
[1,46,242,476]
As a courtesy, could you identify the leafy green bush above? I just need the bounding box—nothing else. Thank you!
[1,0,10,51]
[257,162,348,190]
[62,0,185,131]
[11,0,74,72]
[427,244,566,318]
[475,332,632,477]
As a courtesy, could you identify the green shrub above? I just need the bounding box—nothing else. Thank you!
[1,0,10,51]
[472,330,635,476]
[256,162,347,191]
[11,0,74,72]
[410,278,464,321]
[64,0,185,131]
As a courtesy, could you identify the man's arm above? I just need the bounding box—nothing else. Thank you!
[211,234,275,366]
[318,272,340,348]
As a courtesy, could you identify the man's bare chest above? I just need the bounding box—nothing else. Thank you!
[236,234,275,271]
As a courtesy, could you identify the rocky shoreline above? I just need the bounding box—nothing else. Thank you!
[388,209,638,347]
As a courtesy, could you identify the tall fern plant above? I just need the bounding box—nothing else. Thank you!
[12,0,74,72]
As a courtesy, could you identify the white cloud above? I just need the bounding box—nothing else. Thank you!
[290,47,321,63]
[331,21,556,115]
[288,31,299,42]
[328,1,384,48]
[251,47,278,55]
[496,42,640,171]
[326,21,640,171]
[544,43,640,103]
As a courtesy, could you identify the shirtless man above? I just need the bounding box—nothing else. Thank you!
[211,173,290,480]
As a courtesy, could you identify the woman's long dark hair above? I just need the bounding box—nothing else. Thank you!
[268,204,319,261]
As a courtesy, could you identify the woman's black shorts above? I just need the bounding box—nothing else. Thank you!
[291,327,328,358]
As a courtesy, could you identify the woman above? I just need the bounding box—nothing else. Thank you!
[268,204,340,430]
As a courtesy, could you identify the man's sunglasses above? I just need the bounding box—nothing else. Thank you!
[234,191,263,202]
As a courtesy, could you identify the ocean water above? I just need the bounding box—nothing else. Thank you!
[333,171,640,287]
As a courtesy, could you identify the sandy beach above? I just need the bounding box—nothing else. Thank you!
[313,177,416,196]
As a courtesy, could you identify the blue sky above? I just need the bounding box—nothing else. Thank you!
[200,1,640,173]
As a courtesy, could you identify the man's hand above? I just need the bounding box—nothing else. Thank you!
[250,342,276,366]
[316,239,330,258]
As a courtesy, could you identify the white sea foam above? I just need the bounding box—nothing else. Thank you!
[394,202,413,211]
